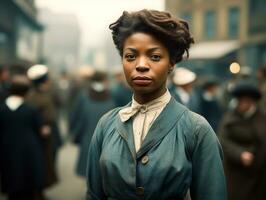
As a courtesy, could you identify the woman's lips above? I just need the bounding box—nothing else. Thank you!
[132,76,152,86]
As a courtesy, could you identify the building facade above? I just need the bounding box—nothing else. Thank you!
[0,0,43,72]
[39,9,81,73]
[165,0,266,78]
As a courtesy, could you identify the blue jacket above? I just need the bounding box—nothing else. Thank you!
[86,98,227,200]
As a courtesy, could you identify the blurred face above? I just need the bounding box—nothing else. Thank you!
[0,69,10,81]
[122,32,173,103]
[39,79,51,91]
[236,96,256,114]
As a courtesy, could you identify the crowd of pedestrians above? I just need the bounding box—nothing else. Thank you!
[0,60,266,199]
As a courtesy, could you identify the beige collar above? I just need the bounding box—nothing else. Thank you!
[119,90,171,122]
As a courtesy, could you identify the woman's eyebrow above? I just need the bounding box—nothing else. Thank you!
[147,47,161,53]
[124,47,161,53]
[124,47,137,53]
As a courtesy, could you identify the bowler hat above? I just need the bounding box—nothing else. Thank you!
[231,82,261,100]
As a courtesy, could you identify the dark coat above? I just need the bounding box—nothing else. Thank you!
[259,80,266,114]
[86,98,226,200]
[111,83,132,107]
[199,94,223,132]
[219,109,266,200]
[0,82,9,103]
[26,89,59,187]
[75,89,115,176]
[0,102,45,193]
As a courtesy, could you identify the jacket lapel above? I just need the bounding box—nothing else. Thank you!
[137,98,186,159]
[115,98,187,160]
[116,103,137,160]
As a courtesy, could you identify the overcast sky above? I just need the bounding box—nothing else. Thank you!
[36,0,165,47]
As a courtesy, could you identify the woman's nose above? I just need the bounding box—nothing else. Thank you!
[136,57,149,72]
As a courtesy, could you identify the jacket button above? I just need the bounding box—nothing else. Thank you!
[136,187,144,195]
[141,155,149,164]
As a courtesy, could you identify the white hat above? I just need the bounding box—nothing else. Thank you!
[173,67,196,85]
[27,64,48,81]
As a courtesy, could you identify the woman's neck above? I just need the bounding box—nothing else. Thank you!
[133,88,167,104]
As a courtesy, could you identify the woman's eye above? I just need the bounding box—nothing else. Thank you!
[151,55,161,61]
[125,54,136,61]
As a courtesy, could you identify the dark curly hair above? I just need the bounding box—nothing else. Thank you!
[109,9,194,64]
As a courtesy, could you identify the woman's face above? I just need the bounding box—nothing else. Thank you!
[122,32,173,103]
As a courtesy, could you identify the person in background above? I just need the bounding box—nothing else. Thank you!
[111,67,132,107]
[26,64,59,189]
[54,70,72,140]
[0,75,46,200]
[256,66,266,113]
[218,82,266,200]
[75,70,115,177]
[68,65,95,140]
[86,9,226,200]
[199,78,223,132]
[170,67,201,113]
[0,66,10,102]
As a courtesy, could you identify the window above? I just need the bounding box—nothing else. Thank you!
[181,12,193,31]
[204,10,216,39]
[181,12,192,23]
[228,7,240,39]
[251,0,266,12]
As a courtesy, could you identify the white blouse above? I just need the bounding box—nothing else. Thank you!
[119,90,171,152]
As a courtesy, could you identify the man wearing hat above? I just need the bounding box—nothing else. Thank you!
[218,82,266,200]
[199,78,223,132]
[26,64,59,189]
[170,67,201,113]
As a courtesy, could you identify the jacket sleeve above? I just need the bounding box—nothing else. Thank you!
[86,118,107,200]
[218,118,246,165]
[190,117,227,200]
[31,105,44,136]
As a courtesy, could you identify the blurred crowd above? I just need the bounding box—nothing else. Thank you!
[0,63,266,200]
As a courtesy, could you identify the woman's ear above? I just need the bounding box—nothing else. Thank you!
[168,61,175,74]
[168,67,174,74]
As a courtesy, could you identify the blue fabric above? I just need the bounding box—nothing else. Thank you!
[86,98,227,200]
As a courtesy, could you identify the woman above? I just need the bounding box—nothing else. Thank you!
[219,82,266,200]
[0,75,45,200]
[86,9,226,200]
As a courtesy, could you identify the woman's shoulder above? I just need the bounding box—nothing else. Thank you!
[178,107,218,147]
[91,106,128,143]
[167,98,213,137]
[177,104,211,132]
[97,104,129,128]
[99,107,120,123]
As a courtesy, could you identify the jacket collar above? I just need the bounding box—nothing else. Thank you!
[116,97,187,160]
